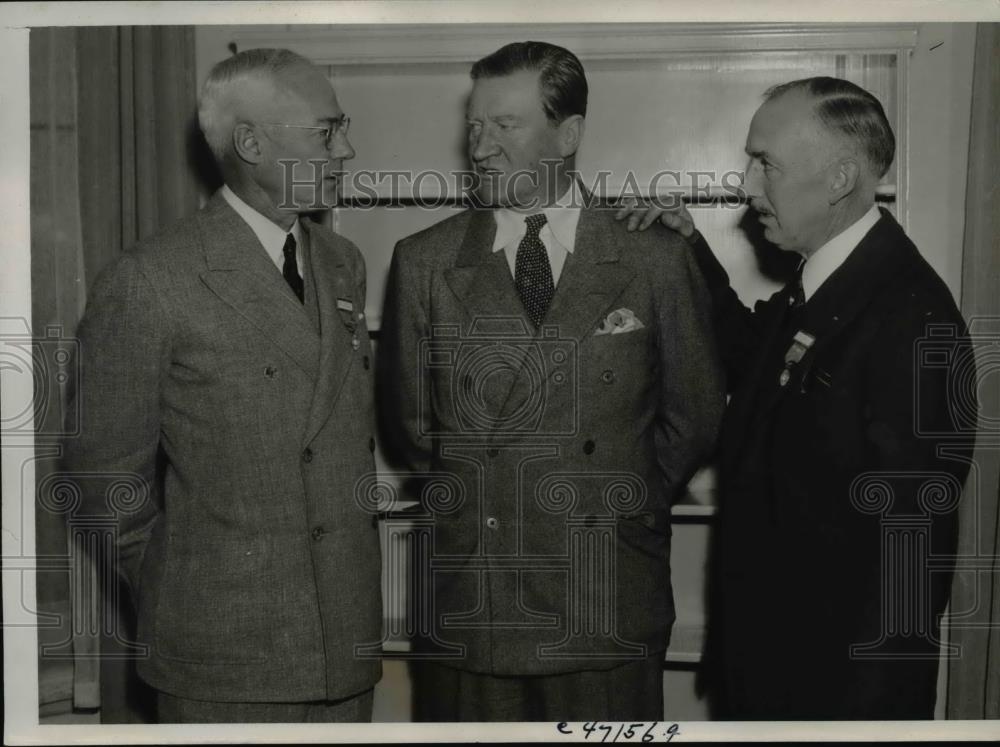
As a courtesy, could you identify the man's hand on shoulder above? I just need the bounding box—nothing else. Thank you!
[614,199,697,240]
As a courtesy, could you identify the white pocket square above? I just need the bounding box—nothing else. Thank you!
[595,308,645,336]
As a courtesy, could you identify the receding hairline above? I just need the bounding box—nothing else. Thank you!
[197,53,330,161]
[756,89,863,160]
[760,79,895,178]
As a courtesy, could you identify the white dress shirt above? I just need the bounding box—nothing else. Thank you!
[220,184,304,272]
[801,204,881,302]
[492,181,583,287]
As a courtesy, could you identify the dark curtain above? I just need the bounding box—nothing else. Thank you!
[31,25,202,723]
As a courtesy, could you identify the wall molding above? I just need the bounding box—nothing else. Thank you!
[228,23,921,65]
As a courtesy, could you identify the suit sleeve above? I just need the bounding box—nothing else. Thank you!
[842,299,973,711]
[63,254,168,600]
[686,230,768,388]
[653,237,727,497]
[377,242,434,476]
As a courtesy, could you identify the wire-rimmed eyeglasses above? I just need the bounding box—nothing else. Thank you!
[257,115,351,148]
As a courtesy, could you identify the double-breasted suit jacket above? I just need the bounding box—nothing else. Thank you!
[378,201,725,676]
[65,193,383,703]
[691,208,975,719]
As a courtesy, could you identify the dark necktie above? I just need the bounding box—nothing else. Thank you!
[282,233,304,303]
[788,258,806,309]
[514,213,554,327]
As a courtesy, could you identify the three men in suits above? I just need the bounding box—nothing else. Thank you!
[64,49,382,722]
[621,77,975,719]
[378,41,725,721]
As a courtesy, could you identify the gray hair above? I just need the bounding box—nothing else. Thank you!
[197,48,314,161]
[764,76,896,179]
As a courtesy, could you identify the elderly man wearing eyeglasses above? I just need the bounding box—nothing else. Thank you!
[64,48,381,723]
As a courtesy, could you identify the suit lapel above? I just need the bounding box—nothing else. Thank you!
[197,194,320,379]
[494,205,637,428]
[442,203,640,432]
[301,220,361,446]
[542,207,636,343]
[721,284,798,463]
[443,209,529,328]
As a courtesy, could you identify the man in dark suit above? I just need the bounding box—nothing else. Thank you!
[620,77,975,719]
[64,49,382,722]
[378,41,725,721]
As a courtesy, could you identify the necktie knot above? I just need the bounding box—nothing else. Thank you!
[283,233,297,261]
[524,213,547,237]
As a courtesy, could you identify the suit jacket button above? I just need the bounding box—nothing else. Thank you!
[485,517,499,530]
[600,370,615,384]
[264,366,277,378]
[311,526,326,541]
[302,448,314,463]
[583,440,596,455]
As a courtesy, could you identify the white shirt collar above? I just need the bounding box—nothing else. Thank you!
[220,184,303,271]
[491,180,583,255]
[801,204,881,301]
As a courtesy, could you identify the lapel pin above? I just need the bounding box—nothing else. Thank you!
[779,330,816,387]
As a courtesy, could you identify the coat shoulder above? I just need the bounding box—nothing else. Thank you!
[393,209,474,266]
[876,233,964,332]
[596,210,701,281]
[99,209,207,286]
[307,217,367,277]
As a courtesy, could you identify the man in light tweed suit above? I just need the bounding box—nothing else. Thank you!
[378,41,725,721]
[64,49,382,722]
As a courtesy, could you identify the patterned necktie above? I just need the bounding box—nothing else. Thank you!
[282,233,304,303]
[514,213,554,327]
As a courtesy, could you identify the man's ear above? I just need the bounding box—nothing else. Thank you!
[828,157,860,205]
[557,114,585,158]
[232,123,263,165]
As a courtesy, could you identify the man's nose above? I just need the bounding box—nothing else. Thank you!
[742,158,764,198]
[330,130,355,161]
[470,127,499,163]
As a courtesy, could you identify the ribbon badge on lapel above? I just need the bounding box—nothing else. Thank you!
[336,297,362,349]
[779,330,816,387]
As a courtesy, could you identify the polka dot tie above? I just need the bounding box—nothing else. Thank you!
[514,213,554,327]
